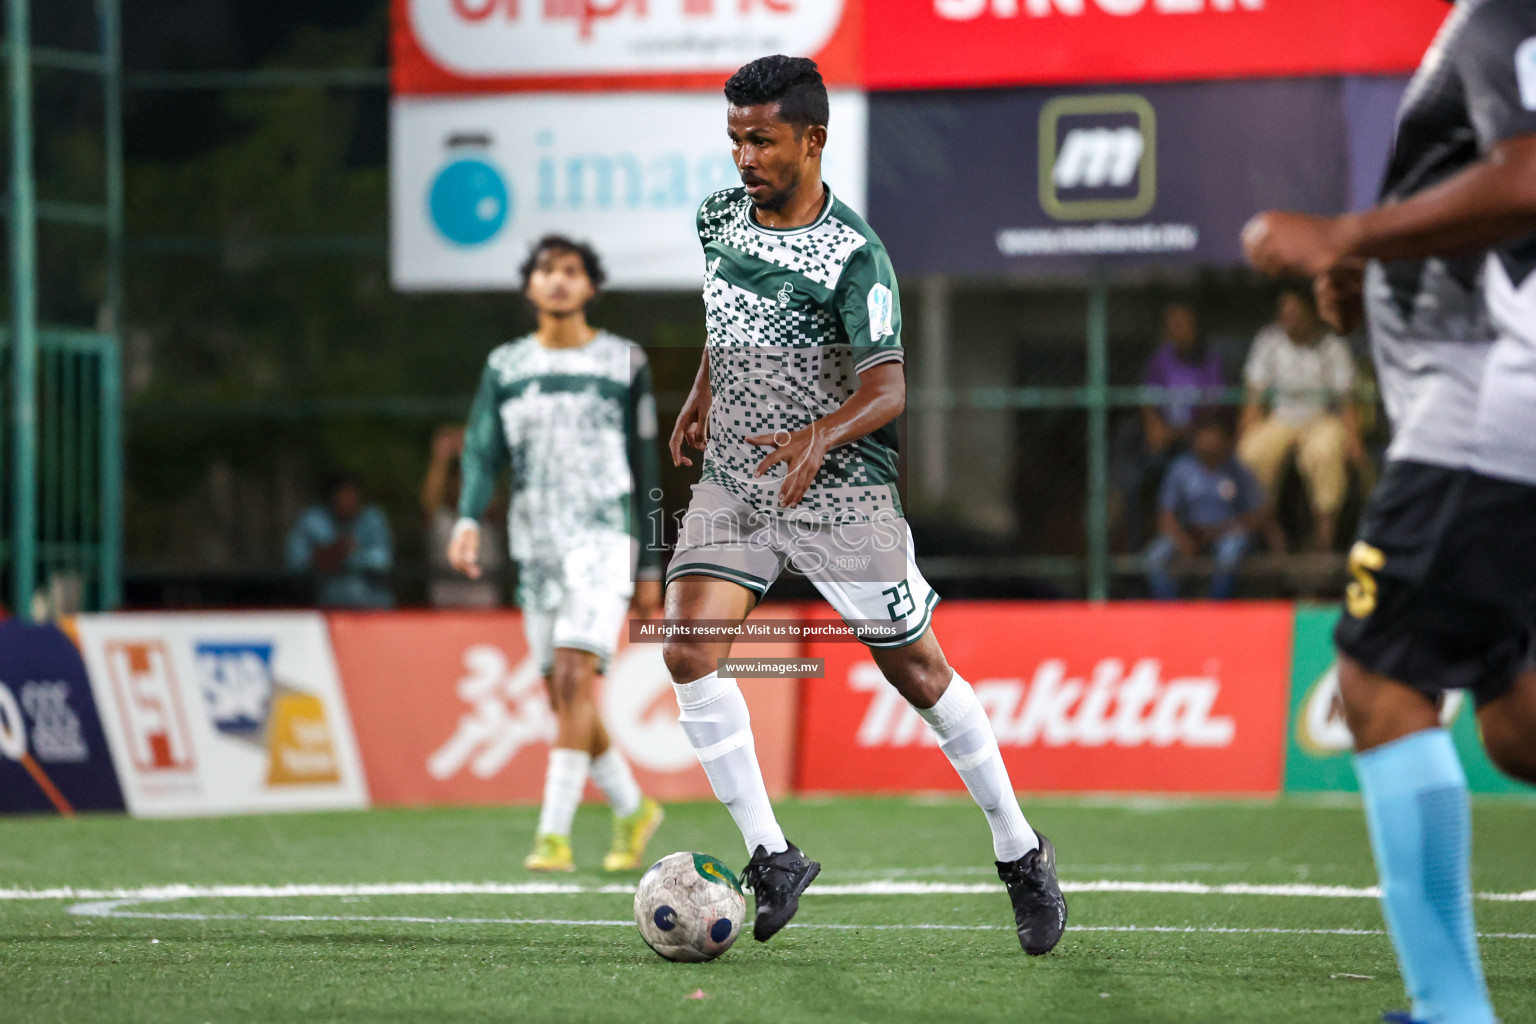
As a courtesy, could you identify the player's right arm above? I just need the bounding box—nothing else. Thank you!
[449,363,507,579]
[669,350,710,468]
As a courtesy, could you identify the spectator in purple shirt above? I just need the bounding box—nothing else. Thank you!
[1143,303,1226,449]
[1116,303,1228,549]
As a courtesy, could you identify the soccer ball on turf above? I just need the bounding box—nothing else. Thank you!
[633,851,746,962]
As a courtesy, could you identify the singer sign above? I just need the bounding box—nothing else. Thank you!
[393,0,862,94]
[866,0,1449,89]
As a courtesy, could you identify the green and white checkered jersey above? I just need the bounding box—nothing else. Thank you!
[697,186,904,523]
[458,330,662,610]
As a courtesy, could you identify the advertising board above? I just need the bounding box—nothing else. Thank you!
[796,602,1294,794]
[73,614,369,817]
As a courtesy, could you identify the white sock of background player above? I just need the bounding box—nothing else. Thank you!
[916,673,1039,862]
[589,747,642,818]
[536,747,590,838]
[674,671,789,855]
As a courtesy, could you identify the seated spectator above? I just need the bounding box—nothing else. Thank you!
[421,425,506,609]
[286,473,394,608]
[1147,414,1279,600]
[1238,286,1363,551]
[1119,302,1226,549]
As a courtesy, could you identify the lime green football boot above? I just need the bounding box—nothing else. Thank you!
[524,833,575,873]
[603,798,665,872]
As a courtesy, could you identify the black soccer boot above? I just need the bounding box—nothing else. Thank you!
[996,829,1067,955]
[740,841,821,942]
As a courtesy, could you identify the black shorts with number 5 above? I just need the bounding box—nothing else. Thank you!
[1333,460,1536,707]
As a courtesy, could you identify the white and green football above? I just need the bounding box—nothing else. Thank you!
[633,851,746,963]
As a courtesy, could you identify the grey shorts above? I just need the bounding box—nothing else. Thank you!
[664,482,938,648]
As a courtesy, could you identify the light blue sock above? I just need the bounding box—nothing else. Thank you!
[1355,729,1498,1024]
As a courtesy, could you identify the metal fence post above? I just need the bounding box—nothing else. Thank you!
[917,275,951,504]
[1086,265,1110,601]
[9,0,38,619]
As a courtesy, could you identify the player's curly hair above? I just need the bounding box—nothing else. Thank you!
[518,234,606,293]
[723,55,828,136]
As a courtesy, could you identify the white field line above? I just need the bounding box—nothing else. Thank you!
[57,901,1536,941]
[5,880,1536,901]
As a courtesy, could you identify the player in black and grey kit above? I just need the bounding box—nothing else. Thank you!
[1245,2,1536,1021]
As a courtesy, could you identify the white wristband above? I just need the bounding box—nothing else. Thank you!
[450,517,479,542]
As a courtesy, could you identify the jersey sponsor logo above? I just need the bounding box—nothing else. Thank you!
[1516,37,1536,111]
[409,0,845,78]
[1039,94,1156,221]
[851,657,1236,750]
[776,281,795,309]
[867,283,895,340]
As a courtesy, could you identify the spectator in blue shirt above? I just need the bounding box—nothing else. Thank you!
[286,473,395,608]
[1146,413,1278,600]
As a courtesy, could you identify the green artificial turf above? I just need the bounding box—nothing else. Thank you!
[1,797,1532,1024]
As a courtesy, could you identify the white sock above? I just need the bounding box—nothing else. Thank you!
[916,673,1039,862]
[536,747,591,838]
[674,672,788,856]
[590,747,642,818]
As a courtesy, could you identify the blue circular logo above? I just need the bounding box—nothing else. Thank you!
[428,157,510,247]
[652,906,677,931]
[710,918,732,943]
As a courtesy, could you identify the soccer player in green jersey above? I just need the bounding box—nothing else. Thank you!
[661,55,1068,953]
[450,235,664,873]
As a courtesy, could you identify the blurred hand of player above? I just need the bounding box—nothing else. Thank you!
[669,388,711,467]
[1242,211,1352,278]
[631,579,662,619]
[1314,265,1366,335]
[431,425,464,464]
[448,520,481,579]
[748,425,827,508]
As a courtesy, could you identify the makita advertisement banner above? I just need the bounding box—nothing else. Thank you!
[0,621,125,814]
[865,0,1447,91]
[392,0,863,95]
[1283,606,1532,796]
[796,602,1294,795]
[867,79,1352,275]
[73,614,370,817]
[328,610,799,806]
[390,91,867,290]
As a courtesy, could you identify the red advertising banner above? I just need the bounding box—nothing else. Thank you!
[796,602,1294,795]
[329,610,799,805]
[864,0,1449,90]
[392,0,862,95]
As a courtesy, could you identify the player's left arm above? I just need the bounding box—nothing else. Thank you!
[750,245,905,508]
[626,352,664,617]
[1245,2,1536,275]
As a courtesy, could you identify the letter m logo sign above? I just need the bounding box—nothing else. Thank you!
[1039,94,1156,222]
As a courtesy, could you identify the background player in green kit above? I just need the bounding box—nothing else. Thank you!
[450,236,664,874]
[661,55,1068,954]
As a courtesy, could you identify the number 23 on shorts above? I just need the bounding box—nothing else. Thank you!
[882,581,916,621]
